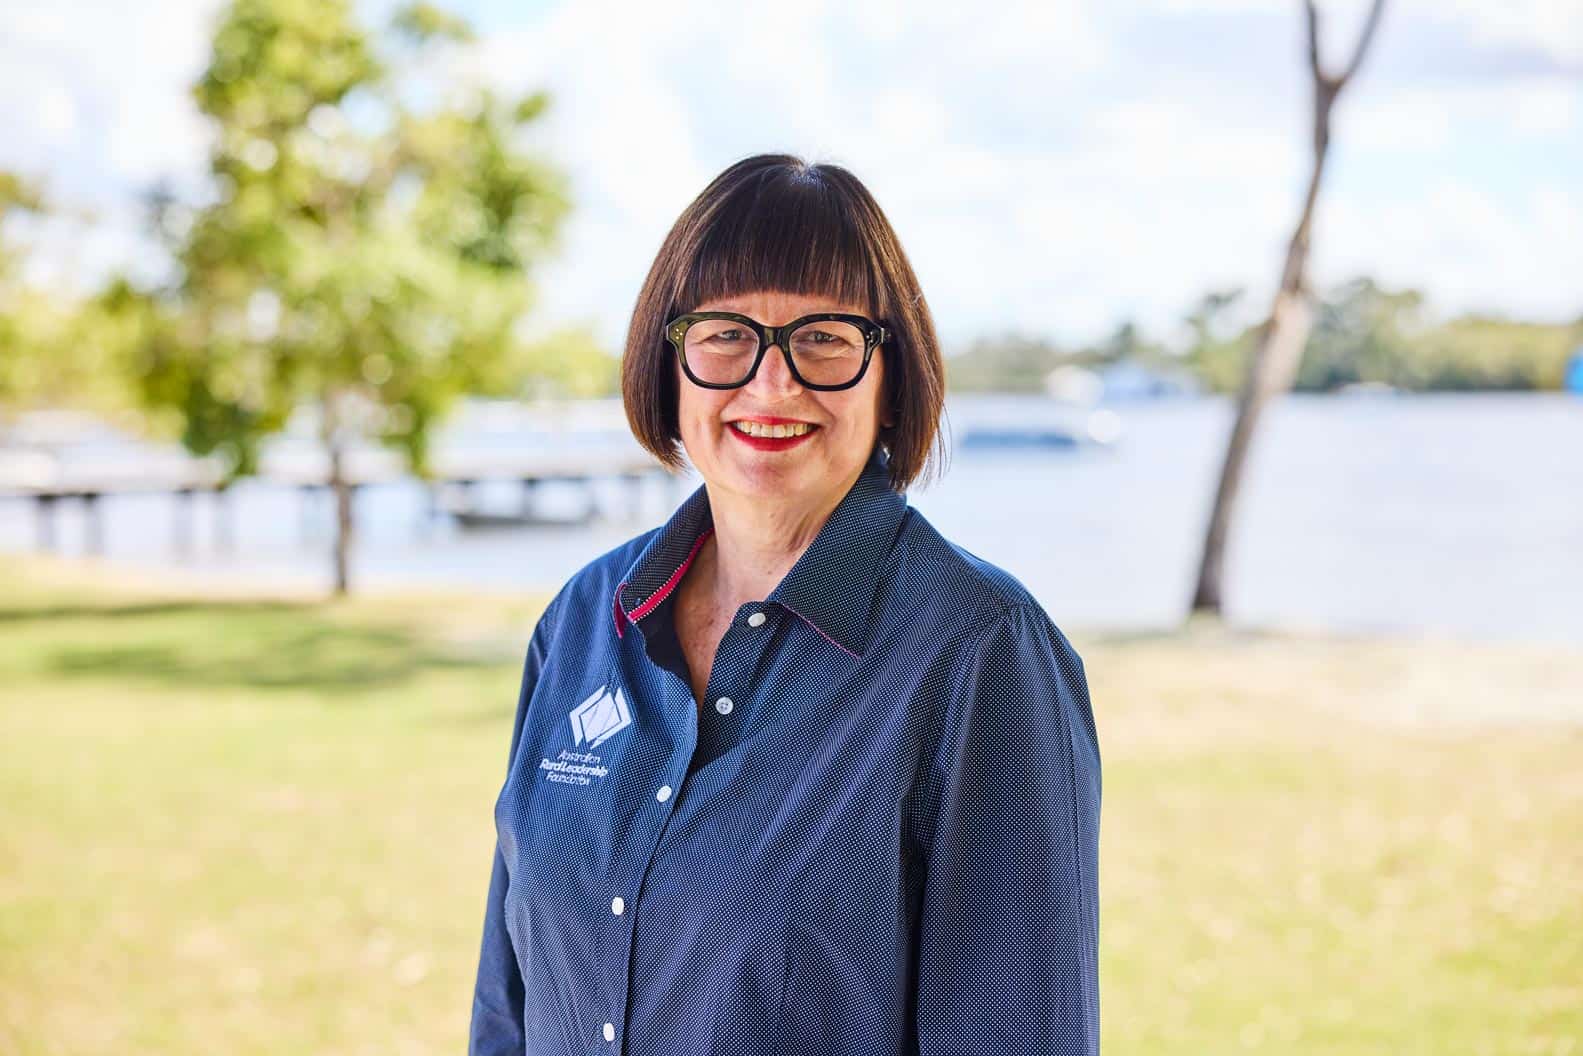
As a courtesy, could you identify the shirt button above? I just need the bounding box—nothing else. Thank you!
[603,1022,615,1042]
[656,784,672,802]
[611,896,624,915]
[746,611,767,628]
[715,696,734,715]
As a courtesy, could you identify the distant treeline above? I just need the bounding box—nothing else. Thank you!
[948,278,1583,394]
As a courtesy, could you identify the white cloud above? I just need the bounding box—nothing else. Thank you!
[0,0,220,290]
[1,0,1578,339]
[1423,0,1583,65]
[1319,178,1582,320]
[1511,81,1580,137]
[1348,77,1579,156]
[1348,91,1455,152]
[0,0,219,178]
[1146,0,1581,66]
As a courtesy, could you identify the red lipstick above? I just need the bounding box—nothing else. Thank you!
[727,418,820,452]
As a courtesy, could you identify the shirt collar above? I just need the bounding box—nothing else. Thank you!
[613,444,908,658]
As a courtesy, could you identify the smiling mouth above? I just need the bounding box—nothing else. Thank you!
[728,421,818,439]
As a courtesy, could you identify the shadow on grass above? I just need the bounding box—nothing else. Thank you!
[0,600,303,624]
[9,599,509,692]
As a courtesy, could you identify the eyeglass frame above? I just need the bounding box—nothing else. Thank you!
[664,311,890,391]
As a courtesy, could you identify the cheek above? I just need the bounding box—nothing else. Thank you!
[861,358,888,428]
[841,376,886,433]
[676,383,727,438]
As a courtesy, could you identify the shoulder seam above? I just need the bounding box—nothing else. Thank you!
[926,600,1042,792]
[900,511,1041,611]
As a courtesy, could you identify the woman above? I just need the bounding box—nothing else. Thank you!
[469,154,1101,1056]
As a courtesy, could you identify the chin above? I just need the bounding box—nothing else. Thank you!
[721,455,813,495]
[690,443,813,495]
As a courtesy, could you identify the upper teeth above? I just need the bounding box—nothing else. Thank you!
[733,421,813,438]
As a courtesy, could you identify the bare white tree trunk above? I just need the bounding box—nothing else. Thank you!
[1190,0,1387,617]
[321,391,354,597]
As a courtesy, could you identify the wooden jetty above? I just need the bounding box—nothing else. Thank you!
[0,445,672,556]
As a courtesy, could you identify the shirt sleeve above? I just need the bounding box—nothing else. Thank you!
[468,600,557,1056]
[916,603,1102,1056]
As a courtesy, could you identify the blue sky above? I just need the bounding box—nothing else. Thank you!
[3,0,1578,349]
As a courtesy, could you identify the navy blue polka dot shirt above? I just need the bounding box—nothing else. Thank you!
[469,444,1101,1055]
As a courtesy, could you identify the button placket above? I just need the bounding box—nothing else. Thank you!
[607,679,704,1053]
[709,604,777,721]
[689,604,768,774]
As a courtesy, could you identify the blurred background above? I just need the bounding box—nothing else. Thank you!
[2,1,1579,1053]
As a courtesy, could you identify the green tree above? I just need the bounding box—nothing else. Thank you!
[1403,314,1579,390]
[116,0,570,594]
[0,175,136,421]
[1297,276,1423,390]
[1290,278,1576,392]
[1180,287,1250,393]
[0,173,52,414]
[945,331,1069,393]
[516,325,620,399]
[1089,320,1148,365]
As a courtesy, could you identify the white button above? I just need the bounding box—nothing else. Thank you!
[715,696,734,715]
[611,896,624,915]
[603,1022,615,1041]
[747,611,767,628]
[656,784,672,802]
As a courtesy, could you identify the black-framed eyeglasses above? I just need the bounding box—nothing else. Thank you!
[664,311,889,391]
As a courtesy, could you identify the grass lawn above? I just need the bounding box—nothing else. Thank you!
[2,556,1580,1055]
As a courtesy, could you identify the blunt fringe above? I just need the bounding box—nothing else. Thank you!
[622,153,948,491]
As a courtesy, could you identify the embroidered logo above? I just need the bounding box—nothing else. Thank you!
[539,685,627,787]
[571,685,631,747]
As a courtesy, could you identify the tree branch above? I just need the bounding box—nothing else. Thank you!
[1337,0,1388,87]
[1304,0,1322,80]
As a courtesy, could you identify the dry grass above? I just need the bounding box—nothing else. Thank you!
[1083,622,1583,1055]
[2,557,1580,1055]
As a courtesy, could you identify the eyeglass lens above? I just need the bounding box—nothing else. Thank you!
[683,319,866,387]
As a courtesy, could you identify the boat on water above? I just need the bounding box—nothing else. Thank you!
[959,428,1083,450]
[1565,348,1583,395]
[449,507,598,531]
[953,358,1207,450]
[1335,380,1403,396]
[956,405,1123,452]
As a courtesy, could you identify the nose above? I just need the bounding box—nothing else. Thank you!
[746,338,804,398]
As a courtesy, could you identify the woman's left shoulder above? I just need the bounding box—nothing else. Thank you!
[894,511,1100,808]
[887,506,1072,646]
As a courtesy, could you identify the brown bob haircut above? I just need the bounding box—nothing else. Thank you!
[622,153,948,492]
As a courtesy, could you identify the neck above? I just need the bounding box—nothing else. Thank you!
[699,471,858,605]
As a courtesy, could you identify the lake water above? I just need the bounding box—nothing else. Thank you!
[4,393,1580,645]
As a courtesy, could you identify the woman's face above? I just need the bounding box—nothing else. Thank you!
[675,288,890,515]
